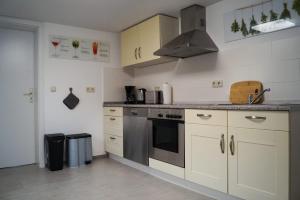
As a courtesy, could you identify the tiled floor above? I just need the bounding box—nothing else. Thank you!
[0,158,214,200]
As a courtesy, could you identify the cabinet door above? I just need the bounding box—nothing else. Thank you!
[105,134,123,157]
[121,26,139,67]
[185,124,228,193]
[228,127,289,200]
[138,15,161,62]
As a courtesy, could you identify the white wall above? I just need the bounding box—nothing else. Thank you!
[42,23,130,166]
[133,0,300,103]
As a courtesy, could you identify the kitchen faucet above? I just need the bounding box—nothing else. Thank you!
[249,88,271,104]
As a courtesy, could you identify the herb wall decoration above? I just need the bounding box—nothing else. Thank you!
[224,0,300,42]
[231,19,240,32]
[240,19,249,36]
[249,15,260,35]
[293,0,300,15]
[261,12,268,23]
[270,9,279,21]
[280,3,292,18]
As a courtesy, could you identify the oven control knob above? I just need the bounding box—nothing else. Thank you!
[158,114,163,118]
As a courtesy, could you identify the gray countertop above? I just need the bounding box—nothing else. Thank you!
[103,102,300,111]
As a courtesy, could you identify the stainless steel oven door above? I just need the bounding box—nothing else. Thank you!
[148,119,185,168]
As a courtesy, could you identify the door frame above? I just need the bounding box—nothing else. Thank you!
[0,16,45,167]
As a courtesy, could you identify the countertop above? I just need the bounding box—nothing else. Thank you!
[103,102,300,111]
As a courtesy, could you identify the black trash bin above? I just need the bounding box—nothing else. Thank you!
[44,134,65,171]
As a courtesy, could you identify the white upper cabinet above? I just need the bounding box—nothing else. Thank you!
[121,15,178,67]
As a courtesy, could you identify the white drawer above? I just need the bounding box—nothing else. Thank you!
[105,134,123,157]
[104,107,123,117]
[185,109,227,126]
[228,111,289,131]
[104,116,123,137]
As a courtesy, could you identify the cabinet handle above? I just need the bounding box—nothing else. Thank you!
[229,135,235,156]
[134,48,137,60]
[220,134,225,154]
[110,137,116,140]
[109,109,116,112]
[131,112,138,115]
[110,117,116,121]
[138,47,141,58]
[197,114,212,119]
[245,116,266,120]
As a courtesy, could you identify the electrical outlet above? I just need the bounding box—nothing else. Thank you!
[212,81,218,88]
[86,87,95,93]
[212,80,223,88]
[217,80,223,88]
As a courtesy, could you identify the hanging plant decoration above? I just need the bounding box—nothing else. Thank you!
[293,0,300,15]
[240,19,249,37]
[280,3,292,19]
[249,15,260,35]
[231,19,240,33]
[270,9,279,21]
[261,11,268,23]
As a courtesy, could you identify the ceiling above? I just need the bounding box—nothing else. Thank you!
[0,0,221,32]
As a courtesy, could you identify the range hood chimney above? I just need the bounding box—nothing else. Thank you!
[154,5,218,58]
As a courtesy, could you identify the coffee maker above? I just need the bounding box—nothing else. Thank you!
[125,86,137,104]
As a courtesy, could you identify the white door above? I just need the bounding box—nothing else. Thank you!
[185,124,228,193]
[0,28,35,168]
[228,127,289,200]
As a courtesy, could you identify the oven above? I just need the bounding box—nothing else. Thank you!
[148,108,185,168]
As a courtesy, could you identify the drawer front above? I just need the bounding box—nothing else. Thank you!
[104,116,123,137]
[185,109,227,126]
[228,111,289,131]
[104,107,123,117]
[105,134,123,157]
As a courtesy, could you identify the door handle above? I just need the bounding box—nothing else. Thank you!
[229,135,235,156]
[245,116,266,120]
[23,92,33,96]
[110,117,116,121]
[134,48,138,60]
[23,88,33,103]
[220,134,225,154]
[197,114,212,119]
[138,47,141,59]
[110,137,116,140]
[109,109,116,112]
[131,112,138,115]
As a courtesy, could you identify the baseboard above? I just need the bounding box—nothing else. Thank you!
[93,154,108,159]
[109,154,242,200]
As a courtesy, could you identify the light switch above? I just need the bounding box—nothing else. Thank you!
[50,86,56,93]
[86,87,95,93]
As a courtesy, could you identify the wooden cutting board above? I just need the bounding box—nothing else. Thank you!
[230,81,263,104]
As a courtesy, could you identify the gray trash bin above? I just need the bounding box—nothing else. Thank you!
[66,133,92,168]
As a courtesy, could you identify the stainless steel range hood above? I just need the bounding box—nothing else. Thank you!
[154,5,218,58]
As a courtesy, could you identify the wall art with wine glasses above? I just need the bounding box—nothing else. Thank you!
[49,35,110,62]
[224,0,300,42]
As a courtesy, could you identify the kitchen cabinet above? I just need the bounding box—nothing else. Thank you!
[228,111,289,200]
[104,107,123,157]
[185,110,228,193]
[186,110,290,200]
[121,15,178,67]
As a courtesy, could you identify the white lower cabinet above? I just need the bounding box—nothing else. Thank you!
[105,134,123,157]
[185,124,228,193]
[228,127,289,200]
[185,110,290,200]
[104,107,123,157]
